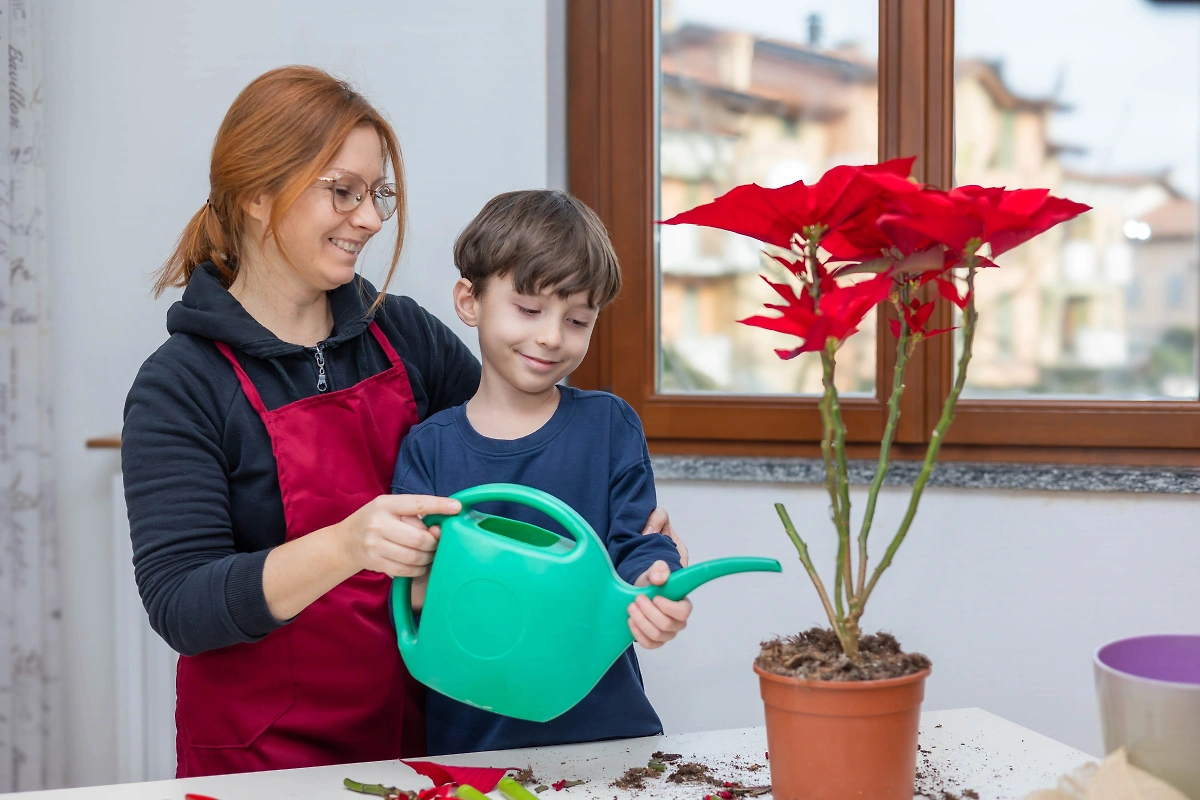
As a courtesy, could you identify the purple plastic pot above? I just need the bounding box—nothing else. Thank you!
[1094,634,1200,798]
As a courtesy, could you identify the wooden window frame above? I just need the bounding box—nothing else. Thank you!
[567,0,1200,467]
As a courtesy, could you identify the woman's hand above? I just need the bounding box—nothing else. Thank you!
[629,560,692,649]
[642,506,689,567]
[339,494,461,577]
[263,493,459,622]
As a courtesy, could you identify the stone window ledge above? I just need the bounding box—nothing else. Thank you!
[651,456,1200,495]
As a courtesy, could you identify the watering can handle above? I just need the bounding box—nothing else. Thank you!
[395,485,601,651]
[391,576,418,651]
[422,483,599,563]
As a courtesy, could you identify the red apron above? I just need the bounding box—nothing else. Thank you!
[175,322,424,777]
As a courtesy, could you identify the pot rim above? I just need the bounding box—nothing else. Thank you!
[1093,633,1200,691]
[753,663,932,690]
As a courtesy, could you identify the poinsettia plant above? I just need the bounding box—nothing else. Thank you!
[662,157,1089,660]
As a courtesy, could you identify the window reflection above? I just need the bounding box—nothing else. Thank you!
[657,1,879,395]
[955,0,1200,399]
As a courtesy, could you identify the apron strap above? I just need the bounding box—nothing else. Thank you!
[367,321,404,368]
[214,341,270,417]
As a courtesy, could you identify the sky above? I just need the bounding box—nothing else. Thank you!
[669,0,1200,198]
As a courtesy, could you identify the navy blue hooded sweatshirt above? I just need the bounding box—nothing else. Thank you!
[121,262,480,656]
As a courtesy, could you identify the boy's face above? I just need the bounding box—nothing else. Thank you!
[454,275,599,395]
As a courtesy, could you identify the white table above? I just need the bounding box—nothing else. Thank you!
[12,708,1094,800]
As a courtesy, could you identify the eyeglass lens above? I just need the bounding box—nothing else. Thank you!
[330,174,397,221]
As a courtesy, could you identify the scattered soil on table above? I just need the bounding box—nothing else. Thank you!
[914,744,981,800]
[666,762,722,786]
[917,791,980,800]
[756,628,931,681]
[612,767,660,791]
[607,755,771,796]
[512,766,538,785]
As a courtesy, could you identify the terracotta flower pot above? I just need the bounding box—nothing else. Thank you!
[755,664,931,800]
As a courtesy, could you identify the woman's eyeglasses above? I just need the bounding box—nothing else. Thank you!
[315,173,398,221]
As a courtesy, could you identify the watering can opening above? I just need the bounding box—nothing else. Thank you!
[475,514,564,548]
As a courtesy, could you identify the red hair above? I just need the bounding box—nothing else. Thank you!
[155,65,406,311]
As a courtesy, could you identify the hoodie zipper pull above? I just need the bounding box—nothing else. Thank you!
[311,344,328,393]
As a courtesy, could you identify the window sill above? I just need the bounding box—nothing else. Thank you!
[651,455,1200,495]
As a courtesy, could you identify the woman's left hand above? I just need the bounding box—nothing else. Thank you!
[642,506,689,567]
[629,560,692,649]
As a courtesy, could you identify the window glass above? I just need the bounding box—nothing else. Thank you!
[657,0,880,394]
[955,0,1200,399]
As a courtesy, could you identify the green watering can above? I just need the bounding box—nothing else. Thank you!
[391,483,782,722]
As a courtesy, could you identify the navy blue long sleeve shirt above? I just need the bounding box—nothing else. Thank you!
[391,385,681,754]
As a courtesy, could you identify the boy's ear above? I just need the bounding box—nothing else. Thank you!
[452,278,480,328]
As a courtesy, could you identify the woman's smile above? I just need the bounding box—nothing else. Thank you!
[329,237,365,255]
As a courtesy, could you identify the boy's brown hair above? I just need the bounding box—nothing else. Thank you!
[453,190,622,308]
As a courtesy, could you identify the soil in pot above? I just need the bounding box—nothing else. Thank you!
[756,627,931,681]
[756,628,932,800]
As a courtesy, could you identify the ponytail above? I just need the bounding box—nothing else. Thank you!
[153,197,239,296]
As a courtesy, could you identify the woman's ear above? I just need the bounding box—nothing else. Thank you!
[242,192,272,228]
[452,278,481,327]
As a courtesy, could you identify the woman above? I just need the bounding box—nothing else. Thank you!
[122,66,687,778]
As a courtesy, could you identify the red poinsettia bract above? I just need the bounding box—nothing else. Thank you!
[659,157,918,250]
[663,159,1090,358]
[879,185,1091,258]
[740,272,893,357]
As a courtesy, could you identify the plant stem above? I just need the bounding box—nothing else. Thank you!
[854,319,911,599]
[774,503,841,639]
[344,778,404,799]
[859,257,978,610]
[798,224,859,658]
[818,348,848,624]
[824,345,854,611]
[807,236,848,628]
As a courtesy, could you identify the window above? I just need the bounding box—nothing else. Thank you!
[657,2,879,396]
[568,0,1200,465]
[955,0,1199,401]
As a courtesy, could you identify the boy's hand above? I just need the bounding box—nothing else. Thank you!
[642,507,689,567]
[629,560,692,649]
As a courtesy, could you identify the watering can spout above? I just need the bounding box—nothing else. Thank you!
[659,557,782,602]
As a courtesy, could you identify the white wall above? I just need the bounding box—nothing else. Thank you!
[38,0,1197,789]
[43,0,549,787]
[637,481,1200,758]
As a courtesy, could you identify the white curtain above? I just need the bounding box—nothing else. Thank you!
[0,0,63,791]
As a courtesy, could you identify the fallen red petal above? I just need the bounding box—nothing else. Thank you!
[402,761,513,793]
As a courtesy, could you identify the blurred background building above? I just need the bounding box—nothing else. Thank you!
[657,1,1199,400]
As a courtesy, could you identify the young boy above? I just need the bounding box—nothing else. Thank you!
[391,189,690,755]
